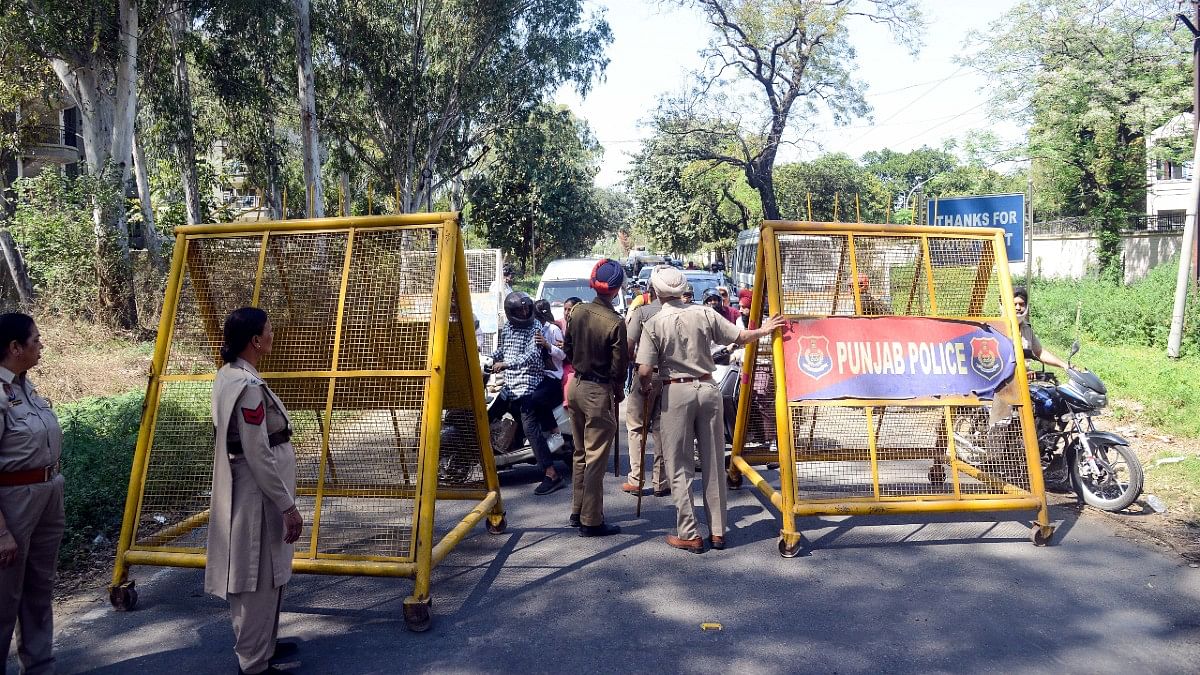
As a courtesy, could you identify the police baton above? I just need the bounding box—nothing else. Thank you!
[611,397,621,476]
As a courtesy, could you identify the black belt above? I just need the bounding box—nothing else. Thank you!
[228,429,293,455]
[576,371,611,384]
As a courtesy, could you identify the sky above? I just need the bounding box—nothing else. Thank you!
[555,0,1023,187]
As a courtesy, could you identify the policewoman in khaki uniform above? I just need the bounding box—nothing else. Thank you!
[637,268,784,553]
[0,313,63,675]
[207,308,303,675]
[563,259,628,536]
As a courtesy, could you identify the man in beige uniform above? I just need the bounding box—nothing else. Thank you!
[208,358,299,674]
[637,267,784,552]
[564,259,628,536]
[621,279,667,497]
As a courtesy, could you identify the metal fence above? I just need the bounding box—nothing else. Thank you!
[730,221,1054,557]
[109,213,504,631]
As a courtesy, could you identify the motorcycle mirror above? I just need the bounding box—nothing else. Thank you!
[1069,339,1080,359]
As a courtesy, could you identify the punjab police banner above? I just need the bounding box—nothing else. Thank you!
[781,316,1017,401]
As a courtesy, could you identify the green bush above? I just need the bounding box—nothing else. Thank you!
[1022,261,1200,357]
[57,391,145,567]
[8,171,109,318]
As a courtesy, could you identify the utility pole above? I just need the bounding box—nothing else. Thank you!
[1169,3,1200,358]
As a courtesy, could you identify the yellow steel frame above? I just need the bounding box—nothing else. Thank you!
[728,220,1053,553]
[109,213,505,611]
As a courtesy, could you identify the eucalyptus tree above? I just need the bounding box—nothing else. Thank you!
[657,0,923,221]
[0,0,148,326]
[319,0,612,213]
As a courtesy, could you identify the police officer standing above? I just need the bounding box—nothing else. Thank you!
[563,259,628,536]
[637,267,784,553]
[0,313,64,675]
[622,274,667,498]
[208,308,303,675]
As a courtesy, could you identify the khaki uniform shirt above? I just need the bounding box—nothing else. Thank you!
[564,297,628,383]
[205,359,297,599]
[0,367,62,473]
[637,301,742,379]
[626,299,662,363]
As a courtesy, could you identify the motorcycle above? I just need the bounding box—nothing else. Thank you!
[1027,340,1143,511]
[952,340,1143,512]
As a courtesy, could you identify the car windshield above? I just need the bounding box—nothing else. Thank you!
[538,280,596,306]
[638,267,654,280]
[686,275,722,304]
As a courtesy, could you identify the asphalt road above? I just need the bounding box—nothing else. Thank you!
[18,425,1200,674]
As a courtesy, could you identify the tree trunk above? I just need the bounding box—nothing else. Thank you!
[751,159,780,221]
[49,0,141,329]
[132,129,164,271]
[294,0,324,217]
[169,2,203,226]
[339,170,351,216]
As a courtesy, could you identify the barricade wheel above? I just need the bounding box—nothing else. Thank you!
[928,464,947,484]
[1029,525,1054,547]
[403,599,433,632]
[778,538,802,558]
[109,583,138,611]
[487,516,508,535]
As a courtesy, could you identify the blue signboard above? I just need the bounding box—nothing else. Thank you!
[927,193,1025,262]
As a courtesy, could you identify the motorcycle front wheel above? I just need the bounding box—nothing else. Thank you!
[1070,442,1143,512]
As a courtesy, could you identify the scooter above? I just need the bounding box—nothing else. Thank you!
[478,354,575,471]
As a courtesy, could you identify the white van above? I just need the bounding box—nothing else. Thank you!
[535,258,628,321]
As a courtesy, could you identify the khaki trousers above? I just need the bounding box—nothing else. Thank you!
[227,541,284,675]
[659,381,727,541]
[0,476,64,675]
[625,382,666,492]
[567,379,616,527]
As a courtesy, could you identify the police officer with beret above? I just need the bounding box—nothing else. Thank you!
[637,267,785,553]
[0,313,64,675]
[564,259,628,536]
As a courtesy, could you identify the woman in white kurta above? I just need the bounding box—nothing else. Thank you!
[206,307,303,675]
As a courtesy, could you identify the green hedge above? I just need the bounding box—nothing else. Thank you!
[57,391,145,568]
[1022,261,1200,357]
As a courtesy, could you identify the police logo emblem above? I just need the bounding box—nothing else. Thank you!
[797,335,833,380]
[969,337,1004,380]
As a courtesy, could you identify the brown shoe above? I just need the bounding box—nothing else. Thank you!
[620,482,643,495]
[666,535,704,553]
[709,535,726,550]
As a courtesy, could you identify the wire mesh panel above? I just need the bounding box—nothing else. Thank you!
[115,215,503,605]
[730,221,1052,553]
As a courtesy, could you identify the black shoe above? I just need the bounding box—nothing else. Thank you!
[579,522,621,537]
[239,666,287,674]
[653,488,671,497]
[569,513,581,527]
[534,474,565,496]
[270,641,299,662]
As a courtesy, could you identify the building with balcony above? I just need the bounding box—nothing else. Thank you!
[2,96,85,194]
[1145,112,1193,226]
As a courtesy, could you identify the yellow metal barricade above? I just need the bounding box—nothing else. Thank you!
[109,213,505,631]
[729,221,1054,557]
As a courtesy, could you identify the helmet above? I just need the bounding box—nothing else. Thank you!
[702,288,722,303]
[503,291,535,327]
[590,258,625,294]
[682,283,695,300]
[502,263,516,277]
